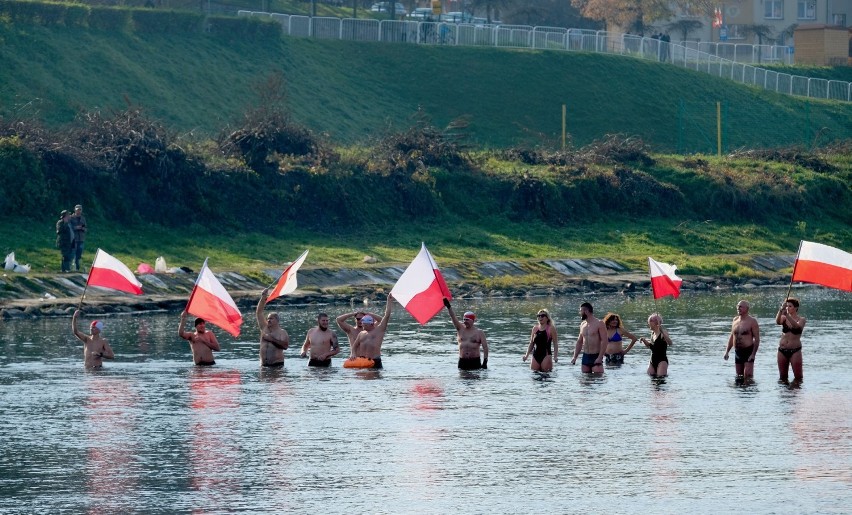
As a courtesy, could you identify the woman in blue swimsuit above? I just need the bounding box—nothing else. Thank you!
[523,309,558,372]
[776,298,806,382]
[603,313,639,365]
[639,313,672,377]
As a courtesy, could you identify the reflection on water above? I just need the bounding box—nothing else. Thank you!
[0,289,850,512]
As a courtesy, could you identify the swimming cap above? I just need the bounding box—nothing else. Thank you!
[90,320,104,331]
[463,311,476,321]
[361,315,375,324]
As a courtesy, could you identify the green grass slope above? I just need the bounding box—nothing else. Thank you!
[1,21,850,152]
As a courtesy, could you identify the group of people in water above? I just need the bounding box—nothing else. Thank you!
[70,292,807,382]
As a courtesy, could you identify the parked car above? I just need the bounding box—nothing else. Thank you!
[443,11,473,23]
[409,7,439,21]
[370,2,407,15]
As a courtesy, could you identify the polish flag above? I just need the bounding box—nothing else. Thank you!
[86,249,143,295]
[267,249,309,302]
[791,241,852,292]
[713,7,723,28]
[186,259,243,337]
[390,243,452,325]
[649,257,683,299]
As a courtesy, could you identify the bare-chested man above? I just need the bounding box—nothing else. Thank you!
[257,288,289,367]
[179,311,220,366]
[72,309,115,369]
[724,299,760,378]
[336,309,383,354]
[443,298,489,370]
[571,302,607,373]
[300,312,340,367]
[347,293,393,369]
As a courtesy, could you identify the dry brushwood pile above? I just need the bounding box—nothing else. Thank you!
[370,115,470,176]
[501,134,655,167]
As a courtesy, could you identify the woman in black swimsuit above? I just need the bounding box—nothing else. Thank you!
[776,298,806,381]
[639,313,672,377]
[523,309,558,372]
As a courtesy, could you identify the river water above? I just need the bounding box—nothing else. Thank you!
[1,288,850,513]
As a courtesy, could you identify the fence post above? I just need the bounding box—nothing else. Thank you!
[562,104,567,150]
[716,101,722,157]
[677,99,684,154]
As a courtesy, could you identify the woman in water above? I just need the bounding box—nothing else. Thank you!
[639,313,672,377]
[776,298,806,382]
[603,313,639,365]
[523,309,558,372]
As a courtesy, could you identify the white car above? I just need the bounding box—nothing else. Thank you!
[370,2,407,15]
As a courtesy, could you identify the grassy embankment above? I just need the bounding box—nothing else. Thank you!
[0,10,851,283]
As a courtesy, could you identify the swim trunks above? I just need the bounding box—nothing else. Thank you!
[735,347,754,364]
[458,357,482,370]
[778,347,802,359]
[605,352,624,365]
[262,361,284,368]
[370,357,383,369]
[582,352,599,367]
[308,358,332,367]
[196,360,215,366]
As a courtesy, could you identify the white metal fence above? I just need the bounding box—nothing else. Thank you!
[237,11,852,103]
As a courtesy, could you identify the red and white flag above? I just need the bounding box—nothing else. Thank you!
[267,249,309,302]
[649,257,683,299]
[713,7,723,28]
[791,241,852,292]
[86,249,143,295]
[390,243,452,325]
[186,259,243,337]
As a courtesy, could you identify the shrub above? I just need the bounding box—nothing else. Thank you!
[88,6,132,31]
[131,8,203,34]
[206,15,282,42]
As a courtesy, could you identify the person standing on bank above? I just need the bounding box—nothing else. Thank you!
[776,298,806,382]
[70,204,87,272]
[55,210,75,273]
[72,309,115,369]
[256,288,289,367]
[524,309,558,372]
[724,300,760,378]
[179,311,220,366]
[443,298,489,370]
[300,312,340,367]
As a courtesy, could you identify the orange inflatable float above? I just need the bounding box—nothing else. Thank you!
[343,357,375,369]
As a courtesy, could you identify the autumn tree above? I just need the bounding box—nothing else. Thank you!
[572,0,715,35]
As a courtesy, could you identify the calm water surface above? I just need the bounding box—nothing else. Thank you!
[1,289,850,513]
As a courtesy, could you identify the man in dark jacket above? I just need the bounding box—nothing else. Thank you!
[55,210,75,272]
[70,204,87,271]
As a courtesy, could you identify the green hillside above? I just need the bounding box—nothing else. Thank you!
[0,15,850,153]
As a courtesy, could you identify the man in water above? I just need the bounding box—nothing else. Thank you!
[72,309,115,369]
[256,288,289,367]
[336,309,384,355]
[349,293,393,369]
[179,311,220,366]
[724,299,760,378]
[300,312,340,367]
[571,302,607,373]
[443,298,488,370]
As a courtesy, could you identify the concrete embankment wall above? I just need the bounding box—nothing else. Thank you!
[0,255,796,319]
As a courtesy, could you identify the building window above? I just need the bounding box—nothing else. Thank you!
[832,13,846,26]
[727,24,747,40]
[765,0,784,19]
[797,0,816,19]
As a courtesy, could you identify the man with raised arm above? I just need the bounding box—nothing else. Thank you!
[724,299,760,378]
[300,312,340,367]
[571,302,607,374]
[72,309,115,369]
[443,298,488,370]
[348,293,393,369]
[336,309,383,356]
[179,311,220,366]
[256,288,289,367]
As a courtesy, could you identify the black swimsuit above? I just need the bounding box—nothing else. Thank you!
[532,327,552,363]
[778,322,803,359]
[649,333,668,371]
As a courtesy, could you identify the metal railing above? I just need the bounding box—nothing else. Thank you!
[236,11,852,103]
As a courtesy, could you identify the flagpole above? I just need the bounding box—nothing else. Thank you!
[185,258,207,312]
[77,249,100,310]
[423,243,452,298]
[782,240,804,304]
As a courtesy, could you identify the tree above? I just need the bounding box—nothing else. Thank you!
[740,23,773,45]
[469,0,513,23]
[572,0,715,35]
[666,19,703,42]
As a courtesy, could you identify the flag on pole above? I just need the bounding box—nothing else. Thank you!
[649,257,683,299]
[791,241,852,292]
[86,249,143,295]
[390,243,452,325]
[713,7,723,28]
[186,259,243,337]
[267,249,309,302]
